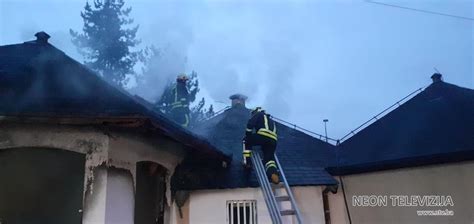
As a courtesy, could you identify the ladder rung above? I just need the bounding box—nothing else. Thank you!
[275,195,290,202]
[250,152,302,223]
[280,209,296,216]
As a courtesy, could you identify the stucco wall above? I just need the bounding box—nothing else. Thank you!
[108,130,185,206]
[327,178,350,224]
[104,167,135,224]
[0,122,185,224]
[180,186,325,224]
[170,200,190,224]
[329,161,474,224]
[292,186,325,224]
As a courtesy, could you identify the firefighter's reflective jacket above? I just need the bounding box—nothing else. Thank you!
[166,82,191,127]
[171,82,190,111]
[245,111,278,141]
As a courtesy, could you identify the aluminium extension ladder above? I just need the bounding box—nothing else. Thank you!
[250,152,303,224]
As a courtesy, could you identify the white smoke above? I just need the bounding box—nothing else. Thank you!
[128,1,196,102]
[130,45,188,102]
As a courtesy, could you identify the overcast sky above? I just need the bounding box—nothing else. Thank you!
[1,0,473,139]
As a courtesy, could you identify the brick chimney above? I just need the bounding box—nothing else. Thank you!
[431,73,443,83]
[35,31,50,44]
[229,94,247,108]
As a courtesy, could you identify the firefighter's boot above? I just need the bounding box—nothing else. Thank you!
[265,160,280,184]
[270,172,280,184]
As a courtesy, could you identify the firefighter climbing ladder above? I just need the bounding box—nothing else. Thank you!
[251,152,303,224]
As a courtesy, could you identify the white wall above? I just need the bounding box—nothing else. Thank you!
[328,161,474,224]
[327,176,350,224]
[184,186,325,224]
[292,186,325,224]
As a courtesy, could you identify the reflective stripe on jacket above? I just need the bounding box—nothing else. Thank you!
[246,111,278,141]
[171,83,189,110]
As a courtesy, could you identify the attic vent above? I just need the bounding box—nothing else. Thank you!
[431,73,443,83]
[35,31,50,44]
[227,200,257,224]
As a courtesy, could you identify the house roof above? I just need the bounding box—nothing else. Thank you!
[185,104,337,189]
[0,33,231,164]
[330,78,474,175]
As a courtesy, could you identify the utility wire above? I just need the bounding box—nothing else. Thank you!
[366,0,474,21]
[271,115,339,143]
[338,86,426,143]
[201,105,339,144]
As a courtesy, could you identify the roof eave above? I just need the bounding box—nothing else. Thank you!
[0,115,232,164]
[328,149,474,175]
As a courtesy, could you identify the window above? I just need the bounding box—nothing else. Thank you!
[227,200,257,224]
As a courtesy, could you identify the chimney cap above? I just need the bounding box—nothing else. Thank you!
[229,94,248,108]
[229,94,248,101]
[431,73,443,83]
[35,31,50,44]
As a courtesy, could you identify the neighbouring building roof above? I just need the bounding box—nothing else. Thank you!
[0,32,231,164]
[183,103,338,189]
[330,75,474,175]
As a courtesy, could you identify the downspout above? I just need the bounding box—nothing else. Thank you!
[322,185,338,224]
[175,190,190,218]
[339,176,352,224]
[336,141,352,224]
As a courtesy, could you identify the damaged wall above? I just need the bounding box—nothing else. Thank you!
[135,161,168,224]
[105,166,136,224]
[0,122,186,224]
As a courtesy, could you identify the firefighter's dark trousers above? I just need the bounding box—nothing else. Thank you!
[245,133,278,180]
[170,107,190,128]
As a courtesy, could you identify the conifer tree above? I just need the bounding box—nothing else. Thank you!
[70,0,141,87]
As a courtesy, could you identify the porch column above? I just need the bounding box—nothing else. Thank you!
[82,164,135,224]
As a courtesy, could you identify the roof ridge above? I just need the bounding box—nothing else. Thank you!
[271,116,338,145]
[338,86,426,144]
[197,106,337,146]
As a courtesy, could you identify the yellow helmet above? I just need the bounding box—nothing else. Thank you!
[177,74,188,82]
[251,107,263,115]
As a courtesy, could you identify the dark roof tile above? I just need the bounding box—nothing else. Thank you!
[0,40,230,163]
[330,80,474,175]
[189,105,337,188]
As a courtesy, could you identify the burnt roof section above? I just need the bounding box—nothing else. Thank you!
[0,34,230,163]
[330,77,474,175]
[188,104,337,189]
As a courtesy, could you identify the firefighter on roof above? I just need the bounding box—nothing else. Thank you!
[170,74,191,128]
[243,107,280,184]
